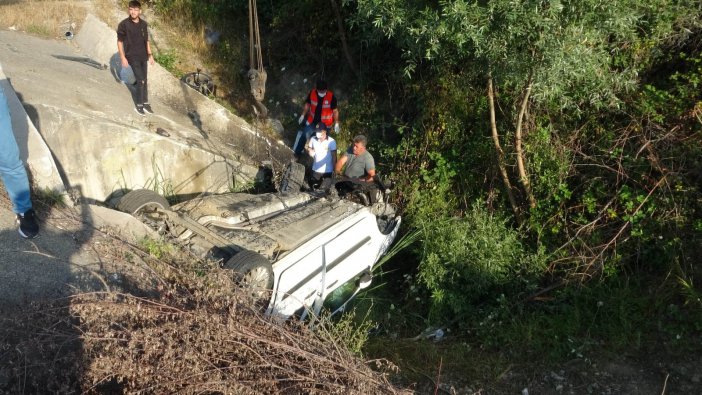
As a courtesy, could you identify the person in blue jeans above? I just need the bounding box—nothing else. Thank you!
[0,85,39,238]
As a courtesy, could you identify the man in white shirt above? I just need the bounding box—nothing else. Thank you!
[306,123,337,188]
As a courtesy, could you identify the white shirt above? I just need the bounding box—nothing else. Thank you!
[309,136,337,173]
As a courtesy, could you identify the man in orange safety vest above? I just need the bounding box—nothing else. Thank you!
[293,80,339,155]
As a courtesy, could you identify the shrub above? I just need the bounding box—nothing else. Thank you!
[417,201,546,322]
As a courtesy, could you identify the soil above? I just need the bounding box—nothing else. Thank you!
[429,351,702,394]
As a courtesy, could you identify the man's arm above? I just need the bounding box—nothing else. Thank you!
[332,95,340,132]
[117,40,128,67]
[299,103,310,123]
[365,168,376,182]
[146,41,154,65]
[299,92,311,124]
[117,22,128,67]
[335,154,347,175]
[331,150,337,170]
[364,154,376,181]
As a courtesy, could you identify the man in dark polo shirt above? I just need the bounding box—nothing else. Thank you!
[117,0,155,116]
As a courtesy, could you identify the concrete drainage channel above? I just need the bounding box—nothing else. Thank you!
[1,14,293,240]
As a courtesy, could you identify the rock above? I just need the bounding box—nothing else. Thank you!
[550,371,565,381]
[266,118,284,136]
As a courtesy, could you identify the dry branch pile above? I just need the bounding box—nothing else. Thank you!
[1,270,406,394]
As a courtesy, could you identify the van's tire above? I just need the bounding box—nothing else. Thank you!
[224,250,274,302]
[279,162,305,193]
[116,189,170,215]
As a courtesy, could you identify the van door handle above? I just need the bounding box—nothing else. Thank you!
[326,280,338,289]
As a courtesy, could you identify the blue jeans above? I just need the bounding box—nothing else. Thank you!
[0,87,32,214]
[292,123,315,155]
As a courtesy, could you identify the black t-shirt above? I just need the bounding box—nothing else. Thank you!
[117,17,149,61]
[306,90,338,125]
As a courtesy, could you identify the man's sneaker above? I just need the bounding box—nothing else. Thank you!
[16,209,39,239]
[142,103,154,114]
[135,106,146,116]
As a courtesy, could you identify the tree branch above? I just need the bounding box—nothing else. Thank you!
[515,79,536,209]
[330,0,358,77]
[487,76,521,223]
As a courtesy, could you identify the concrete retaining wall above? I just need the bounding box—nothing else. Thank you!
[75,14,293,166]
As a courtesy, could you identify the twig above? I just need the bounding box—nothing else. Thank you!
[434,357,443,395]
[21,241,57,259]
[582,173,668,275]
[661,373,669,395]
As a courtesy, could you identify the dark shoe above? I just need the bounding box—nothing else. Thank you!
[135,106,145,116]
[16,209,39,239]
[142,103,154,114]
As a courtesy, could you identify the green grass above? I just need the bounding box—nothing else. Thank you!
[26,24,52,38]
[138,237,174,259]
[154,49,178,74]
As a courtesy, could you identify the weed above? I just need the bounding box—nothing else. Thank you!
[317,308,376,357]
[34,187,66,209]
[154,49,178,74]
[137,236,173,259]
[229,178,255,193]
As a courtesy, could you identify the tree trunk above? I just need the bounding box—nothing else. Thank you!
[487,76,521,222]
[330,0,358,77]
[515,80,536,209]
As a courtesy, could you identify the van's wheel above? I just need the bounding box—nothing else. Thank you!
[279,162,305,193]
[224,250,274,305]
[116,189,171,234]
[116,189,170,214]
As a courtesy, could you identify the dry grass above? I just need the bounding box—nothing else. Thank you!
[147,11,213,75]
[0,0,87,38]
[93,0,121,28]
[0,266,407,393]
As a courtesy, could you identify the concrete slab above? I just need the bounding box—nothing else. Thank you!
[84,203,156,242]
[74,13,293,172]
[0,14,292,203]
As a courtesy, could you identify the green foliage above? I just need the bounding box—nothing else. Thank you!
[138,237,173,259]
[154,49,178,74]
[417,201,546,323]
[318,309,375,357]
[407,151,458,222]
[354,0,675,113]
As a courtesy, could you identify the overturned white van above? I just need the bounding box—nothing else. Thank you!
[116,174,401,318]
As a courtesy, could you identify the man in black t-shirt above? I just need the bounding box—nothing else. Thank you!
[117,0,155,116]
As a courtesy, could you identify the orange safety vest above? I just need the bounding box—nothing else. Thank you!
[306,89,335,127]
